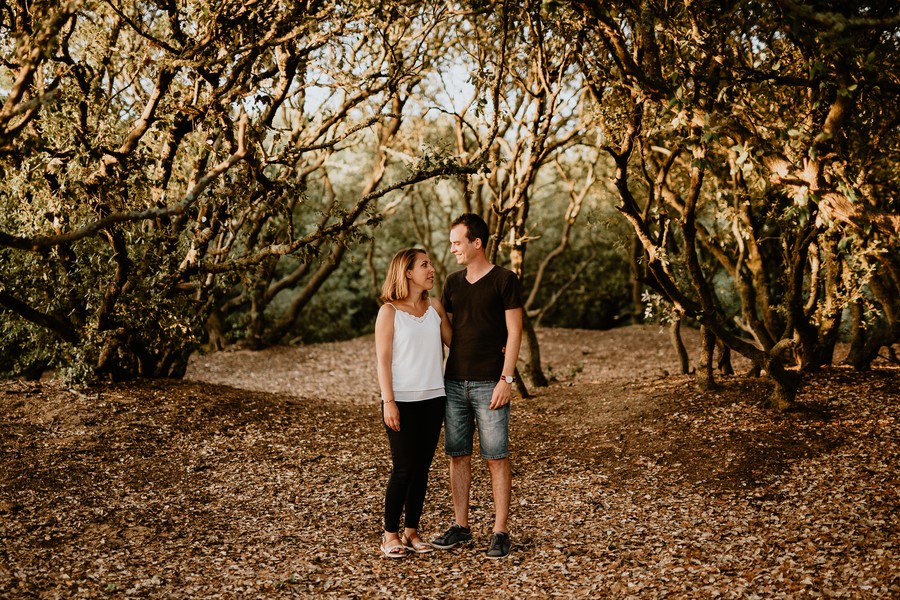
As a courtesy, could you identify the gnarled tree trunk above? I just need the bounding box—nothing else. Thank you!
[670,317,691,374]
[519,312,548,388]
[695,324,718,392]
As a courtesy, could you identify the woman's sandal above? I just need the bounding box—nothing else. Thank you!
[380,535,408,559]
[401,534,435,554]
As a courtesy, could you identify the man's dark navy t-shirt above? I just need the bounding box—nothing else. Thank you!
[441,266,523,381]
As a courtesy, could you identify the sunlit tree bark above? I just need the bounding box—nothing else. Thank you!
[567,0,900,408]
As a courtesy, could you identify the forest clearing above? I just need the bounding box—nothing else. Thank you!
[1,326,897,598]
[3,4,899,597]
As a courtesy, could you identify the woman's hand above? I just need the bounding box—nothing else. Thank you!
[383,400,400,431]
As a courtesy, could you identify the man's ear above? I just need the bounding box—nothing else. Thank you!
[473,237,482,249]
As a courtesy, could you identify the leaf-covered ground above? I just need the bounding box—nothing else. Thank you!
[1,325,897,598]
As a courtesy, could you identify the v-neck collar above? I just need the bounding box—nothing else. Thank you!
[464,265,495,285]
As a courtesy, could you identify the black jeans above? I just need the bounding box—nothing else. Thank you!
[383,396,445,533]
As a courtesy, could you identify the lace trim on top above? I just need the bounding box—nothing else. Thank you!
[387,303,435,323]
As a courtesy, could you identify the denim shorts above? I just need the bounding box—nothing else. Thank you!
[444,379,509,460]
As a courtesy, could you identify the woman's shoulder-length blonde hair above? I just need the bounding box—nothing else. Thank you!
[380,248,429,303]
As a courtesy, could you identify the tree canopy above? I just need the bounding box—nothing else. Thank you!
[1,0,898,407]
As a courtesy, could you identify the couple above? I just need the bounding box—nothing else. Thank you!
[375,213,523,560]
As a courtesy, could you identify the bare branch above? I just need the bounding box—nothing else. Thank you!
[101,0,180,54]
[199,162,479,274]
[0,287,79,344]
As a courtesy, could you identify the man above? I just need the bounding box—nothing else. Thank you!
[431,213,523,560]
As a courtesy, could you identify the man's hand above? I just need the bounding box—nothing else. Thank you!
[490,380,512,410]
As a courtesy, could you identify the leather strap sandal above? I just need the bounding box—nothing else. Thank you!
[380,535,408,559]
[401,534,434,554]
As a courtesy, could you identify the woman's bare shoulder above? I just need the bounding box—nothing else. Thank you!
[376,302,396,320]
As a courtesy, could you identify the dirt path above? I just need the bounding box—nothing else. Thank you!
[183,325,712,407]
[1,326,897,598]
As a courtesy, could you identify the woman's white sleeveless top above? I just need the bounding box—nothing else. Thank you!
[387,303,445,402]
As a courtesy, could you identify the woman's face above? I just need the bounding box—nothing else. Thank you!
[406,252,435,291]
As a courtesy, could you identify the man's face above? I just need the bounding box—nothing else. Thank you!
[449,224,479,266]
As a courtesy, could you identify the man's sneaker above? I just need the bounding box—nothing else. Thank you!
[485,531,511,559]
[431,524,472,549]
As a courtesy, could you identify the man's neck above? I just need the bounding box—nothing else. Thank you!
[464,255,494,283]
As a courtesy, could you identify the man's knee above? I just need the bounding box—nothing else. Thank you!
[450,454,471,467]
[486,457,510,472]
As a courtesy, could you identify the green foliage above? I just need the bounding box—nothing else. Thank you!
[0,314,64,379]
[533,249,631,329]
[291,257,382,343]
[2,0,898,384]
[0,1,480,380]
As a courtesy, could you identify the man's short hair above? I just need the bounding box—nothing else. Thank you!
[451,213,490,249]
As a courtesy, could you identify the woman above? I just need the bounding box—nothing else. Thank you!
[375,248,451,558]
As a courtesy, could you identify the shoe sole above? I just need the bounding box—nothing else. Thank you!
[431,539,472,550]
[379,545,408,559]
[485,542,512,559]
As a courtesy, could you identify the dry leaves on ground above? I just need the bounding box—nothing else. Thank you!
[0,325,897,598]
